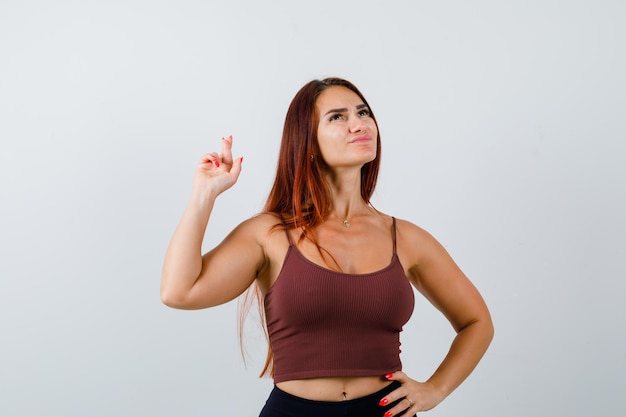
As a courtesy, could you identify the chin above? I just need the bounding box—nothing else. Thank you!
[361,151,378,164]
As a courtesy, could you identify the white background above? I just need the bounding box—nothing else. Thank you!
[1,1,624,416]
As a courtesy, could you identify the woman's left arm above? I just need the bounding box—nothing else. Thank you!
[382,220,494,415]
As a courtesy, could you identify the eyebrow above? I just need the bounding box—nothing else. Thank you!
[323,104,369,117]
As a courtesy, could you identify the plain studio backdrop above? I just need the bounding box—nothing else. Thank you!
[1,1,624,416]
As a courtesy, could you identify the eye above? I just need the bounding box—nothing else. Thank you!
[358,108,371,117]
[329,113,344,122]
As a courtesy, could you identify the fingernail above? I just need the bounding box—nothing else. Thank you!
[385,373,393,379]
[215,160,220,167]
[379,398,388,406]
[384,412,393,417]
[240,156,244,164]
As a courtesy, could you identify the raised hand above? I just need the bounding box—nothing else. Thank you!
[161,135,246,309]
[193,135,243,199]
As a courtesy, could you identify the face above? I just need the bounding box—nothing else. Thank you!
[315,86,378,169]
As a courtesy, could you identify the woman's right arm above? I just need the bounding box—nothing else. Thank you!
[160,136,261,309]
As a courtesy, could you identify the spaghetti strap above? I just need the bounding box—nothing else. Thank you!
[284,227,293,246]
[279,214,293,246]
[391,217,397,255]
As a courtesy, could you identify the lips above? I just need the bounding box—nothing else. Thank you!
[349,134,372,143]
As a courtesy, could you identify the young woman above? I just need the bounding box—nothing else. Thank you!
[161,78,494,417]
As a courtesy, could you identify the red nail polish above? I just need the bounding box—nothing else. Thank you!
[215,160,220,167]
[384,412,393,417]
[379,398,389,406]
[240,156,244,164]
[385,373,393,379]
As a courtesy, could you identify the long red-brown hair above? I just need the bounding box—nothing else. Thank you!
[239,77,382,377]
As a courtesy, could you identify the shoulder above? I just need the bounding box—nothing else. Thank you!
[392,217,452,274]
[230,212,284,243]
[212,212,287,277]
[238,213,291,292]
[241,212,283,229]
[393,217,437,247]
[230,212,292,256]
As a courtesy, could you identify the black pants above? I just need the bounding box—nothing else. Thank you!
[259,381,416,417]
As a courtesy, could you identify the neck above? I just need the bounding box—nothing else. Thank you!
[324,168,365,222]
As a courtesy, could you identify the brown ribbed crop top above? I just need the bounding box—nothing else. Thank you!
[264,217,415,383]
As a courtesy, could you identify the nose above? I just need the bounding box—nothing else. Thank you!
[349,115,365,133]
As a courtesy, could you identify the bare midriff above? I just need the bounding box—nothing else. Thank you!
[276,375,391,401]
